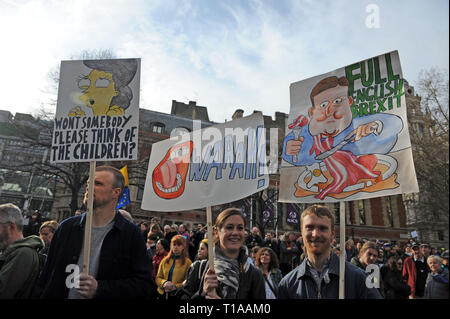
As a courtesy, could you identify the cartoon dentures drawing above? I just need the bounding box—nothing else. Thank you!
[152,141,193,199]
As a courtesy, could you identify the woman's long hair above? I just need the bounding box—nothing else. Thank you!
[161,235,188,266]
[254,247,280,272]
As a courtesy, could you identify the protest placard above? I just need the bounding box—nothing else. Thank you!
[280,50,419,203]
[141,113,269,211]
[51,58,140,163]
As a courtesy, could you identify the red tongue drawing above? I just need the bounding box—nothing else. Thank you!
[157,160,177,188]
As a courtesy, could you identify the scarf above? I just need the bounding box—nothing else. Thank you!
[167,255,180,282]
[213,244,250,299]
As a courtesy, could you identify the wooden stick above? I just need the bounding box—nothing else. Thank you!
[82,161,96,275]
[339,201,345,299]
[206,206,214,270]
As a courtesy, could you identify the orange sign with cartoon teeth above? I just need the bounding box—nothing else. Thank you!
[152,141,193,199]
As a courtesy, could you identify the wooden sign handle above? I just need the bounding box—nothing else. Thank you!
[82,161,96,275]
[206,206,214,270]
[339,201,346,299]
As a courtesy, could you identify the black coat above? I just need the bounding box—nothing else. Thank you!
[381,266,410,299]
[34,212,154,298]
[278,252,382,299]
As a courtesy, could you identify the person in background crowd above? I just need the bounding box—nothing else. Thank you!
[249,246,261,265]
[245,226,264,250]
[164,224,177,243]
[184,208,266,299]
[254,247,283,299]
[403,243,430,299]
[139,222,150,244]
[351,241,378,270]
[148,223,164,242]
[38,220,59,257]
[383,243,393,259]
[424,255,448,299]
[441,250,449,271]
[192,224,206,253]
[196,239,208,261]
[263,231,280,257]
[402,244,412,259]
[391,244,402,259]
[377,248,385,266]
[279,231,300,276]
[35,165,153,299]
[152,239,169,284]
[0,203,44,298]
[74,209,83,216]
[118,209,133,222]
[155,235,192,299]
[381,256,411,299]
[178,224,191,253]
[332,245,341,257]
[420,243,431,260]
[278,205,382,299]
[146,233,159,256]
[356,242,362,255]
[345,239,358,262]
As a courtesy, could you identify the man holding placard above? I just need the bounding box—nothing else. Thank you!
[35,166,153,299]
[278,205,381,299]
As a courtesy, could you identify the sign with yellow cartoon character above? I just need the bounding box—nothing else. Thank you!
[51,58,140,163]
[280,51,419,203]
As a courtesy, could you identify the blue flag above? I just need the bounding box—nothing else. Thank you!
[117,187,130,210]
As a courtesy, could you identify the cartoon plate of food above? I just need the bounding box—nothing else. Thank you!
[294,154,400,200]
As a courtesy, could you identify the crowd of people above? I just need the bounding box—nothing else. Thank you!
[0,165,448,300]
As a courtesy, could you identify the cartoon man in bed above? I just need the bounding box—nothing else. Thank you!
[282,76,403,200]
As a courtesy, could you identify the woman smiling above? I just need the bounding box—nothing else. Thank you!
[183,208,265,299]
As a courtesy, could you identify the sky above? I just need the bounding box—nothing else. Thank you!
[0,0,448,123]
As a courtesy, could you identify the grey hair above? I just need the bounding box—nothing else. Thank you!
[0,203,24,232]
[427,255,443,265]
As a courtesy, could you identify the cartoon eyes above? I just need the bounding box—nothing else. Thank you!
[333,97,343,104]
[95,78,111,88]
[78,78,91,91]
[169,146,189,160]
[77,77,111,90]
[319,97,344,109]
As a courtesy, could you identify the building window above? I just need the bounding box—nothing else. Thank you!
[358,200,366,225]
[438,231,444,241]
[386,196,394,227]
[333,203,340,224]
[152,123,165,134]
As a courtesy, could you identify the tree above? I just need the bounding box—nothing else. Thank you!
[408,68,449,227]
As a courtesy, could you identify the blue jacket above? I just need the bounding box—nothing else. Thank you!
[35,212,153,299]
[278,252,382,299]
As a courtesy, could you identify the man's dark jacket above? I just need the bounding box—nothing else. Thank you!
[278,252,382,299]
[34,212,153,298]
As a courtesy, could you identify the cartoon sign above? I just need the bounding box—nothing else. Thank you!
[280,51,419,203]
[141,113,269,211]
[51,58,140,163]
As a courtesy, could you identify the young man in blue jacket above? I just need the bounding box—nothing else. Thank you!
[35,165,153,299]
[278,205,381,299]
